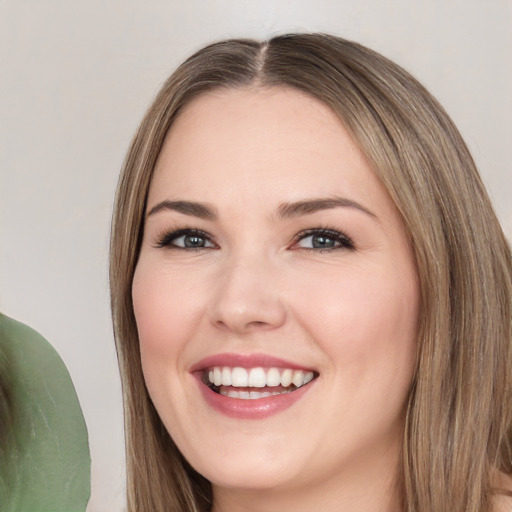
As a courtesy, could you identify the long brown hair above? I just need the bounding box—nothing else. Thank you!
[110,33,512,512]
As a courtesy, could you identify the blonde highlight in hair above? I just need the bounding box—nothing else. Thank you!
[110,34,512,512]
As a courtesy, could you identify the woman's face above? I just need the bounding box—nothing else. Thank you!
[132,87,419,502]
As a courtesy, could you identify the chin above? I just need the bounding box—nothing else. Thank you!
[203,464,296,492]
[182,438,304,491]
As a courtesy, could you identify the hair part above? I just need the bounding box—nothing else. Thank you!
[110,33,512,512]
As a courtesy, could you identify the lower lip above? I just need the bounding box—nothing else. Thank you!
[194,376,315,420]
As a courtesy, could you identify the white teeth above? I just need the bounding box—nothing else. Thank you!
[231,367,248,387]
[206,366,316,392]
[220,389,294,399]
[221,367,231,386]
[266,367,281,386]
[280,369,293,387]
[251,391,271,398]
[248,368,266,387]
[213,367,222,386]
[292,370,304,387]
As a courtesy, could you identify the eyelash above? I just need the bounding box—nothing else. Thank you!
[154,226,355,252]
[292,227,355,252]
[154,228,216,250]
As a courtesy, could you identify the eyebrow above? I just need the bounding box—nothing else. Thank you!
[147,200,218,220]
[146,196,376,221]
[276,197,377,220]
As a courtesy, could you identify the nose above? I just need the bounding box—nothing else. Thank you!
[209,255,287,335]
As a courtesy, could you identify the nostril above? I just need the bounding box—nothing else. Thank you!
[243,319,279,332]
[214,319,273,332]
[248,321,267,327]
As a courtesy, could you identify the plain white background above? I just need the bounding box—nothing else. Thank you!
[1,1,510,510]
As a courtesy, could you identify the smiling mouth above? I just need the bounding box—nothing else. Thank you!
[202,366,318,400]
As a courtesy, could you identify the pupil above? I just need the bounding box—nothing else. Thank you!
[312,235,334,248]
[185,235,205,247]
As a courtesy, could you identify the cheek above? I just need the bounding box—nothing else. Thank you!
[132,262,203,356]
[131,262,204,409]
[131,261,206,424]
[292,263,419,377]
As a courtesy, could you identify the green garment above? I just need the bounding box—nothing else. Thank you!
[0,314,90,512]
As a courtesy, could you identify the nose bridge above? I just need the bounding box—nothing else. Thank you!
[209,245,286,334]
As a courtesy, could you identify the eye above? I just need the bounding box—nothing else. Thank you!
[155,229,216,250]
[293,228,355,251]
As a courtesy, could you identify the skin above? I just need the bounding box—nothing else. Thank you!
[493,472,512,512]
[132,86,420,512]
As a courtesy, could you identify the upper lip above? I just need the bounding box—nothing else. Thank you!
[189,353,317,373]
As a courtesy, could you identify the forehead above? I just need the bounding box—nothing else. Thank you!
[160,85,362,165]
[149,86,385,211]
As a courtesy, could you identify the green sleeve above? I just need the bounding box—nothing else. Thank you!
[0,314,91,512]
